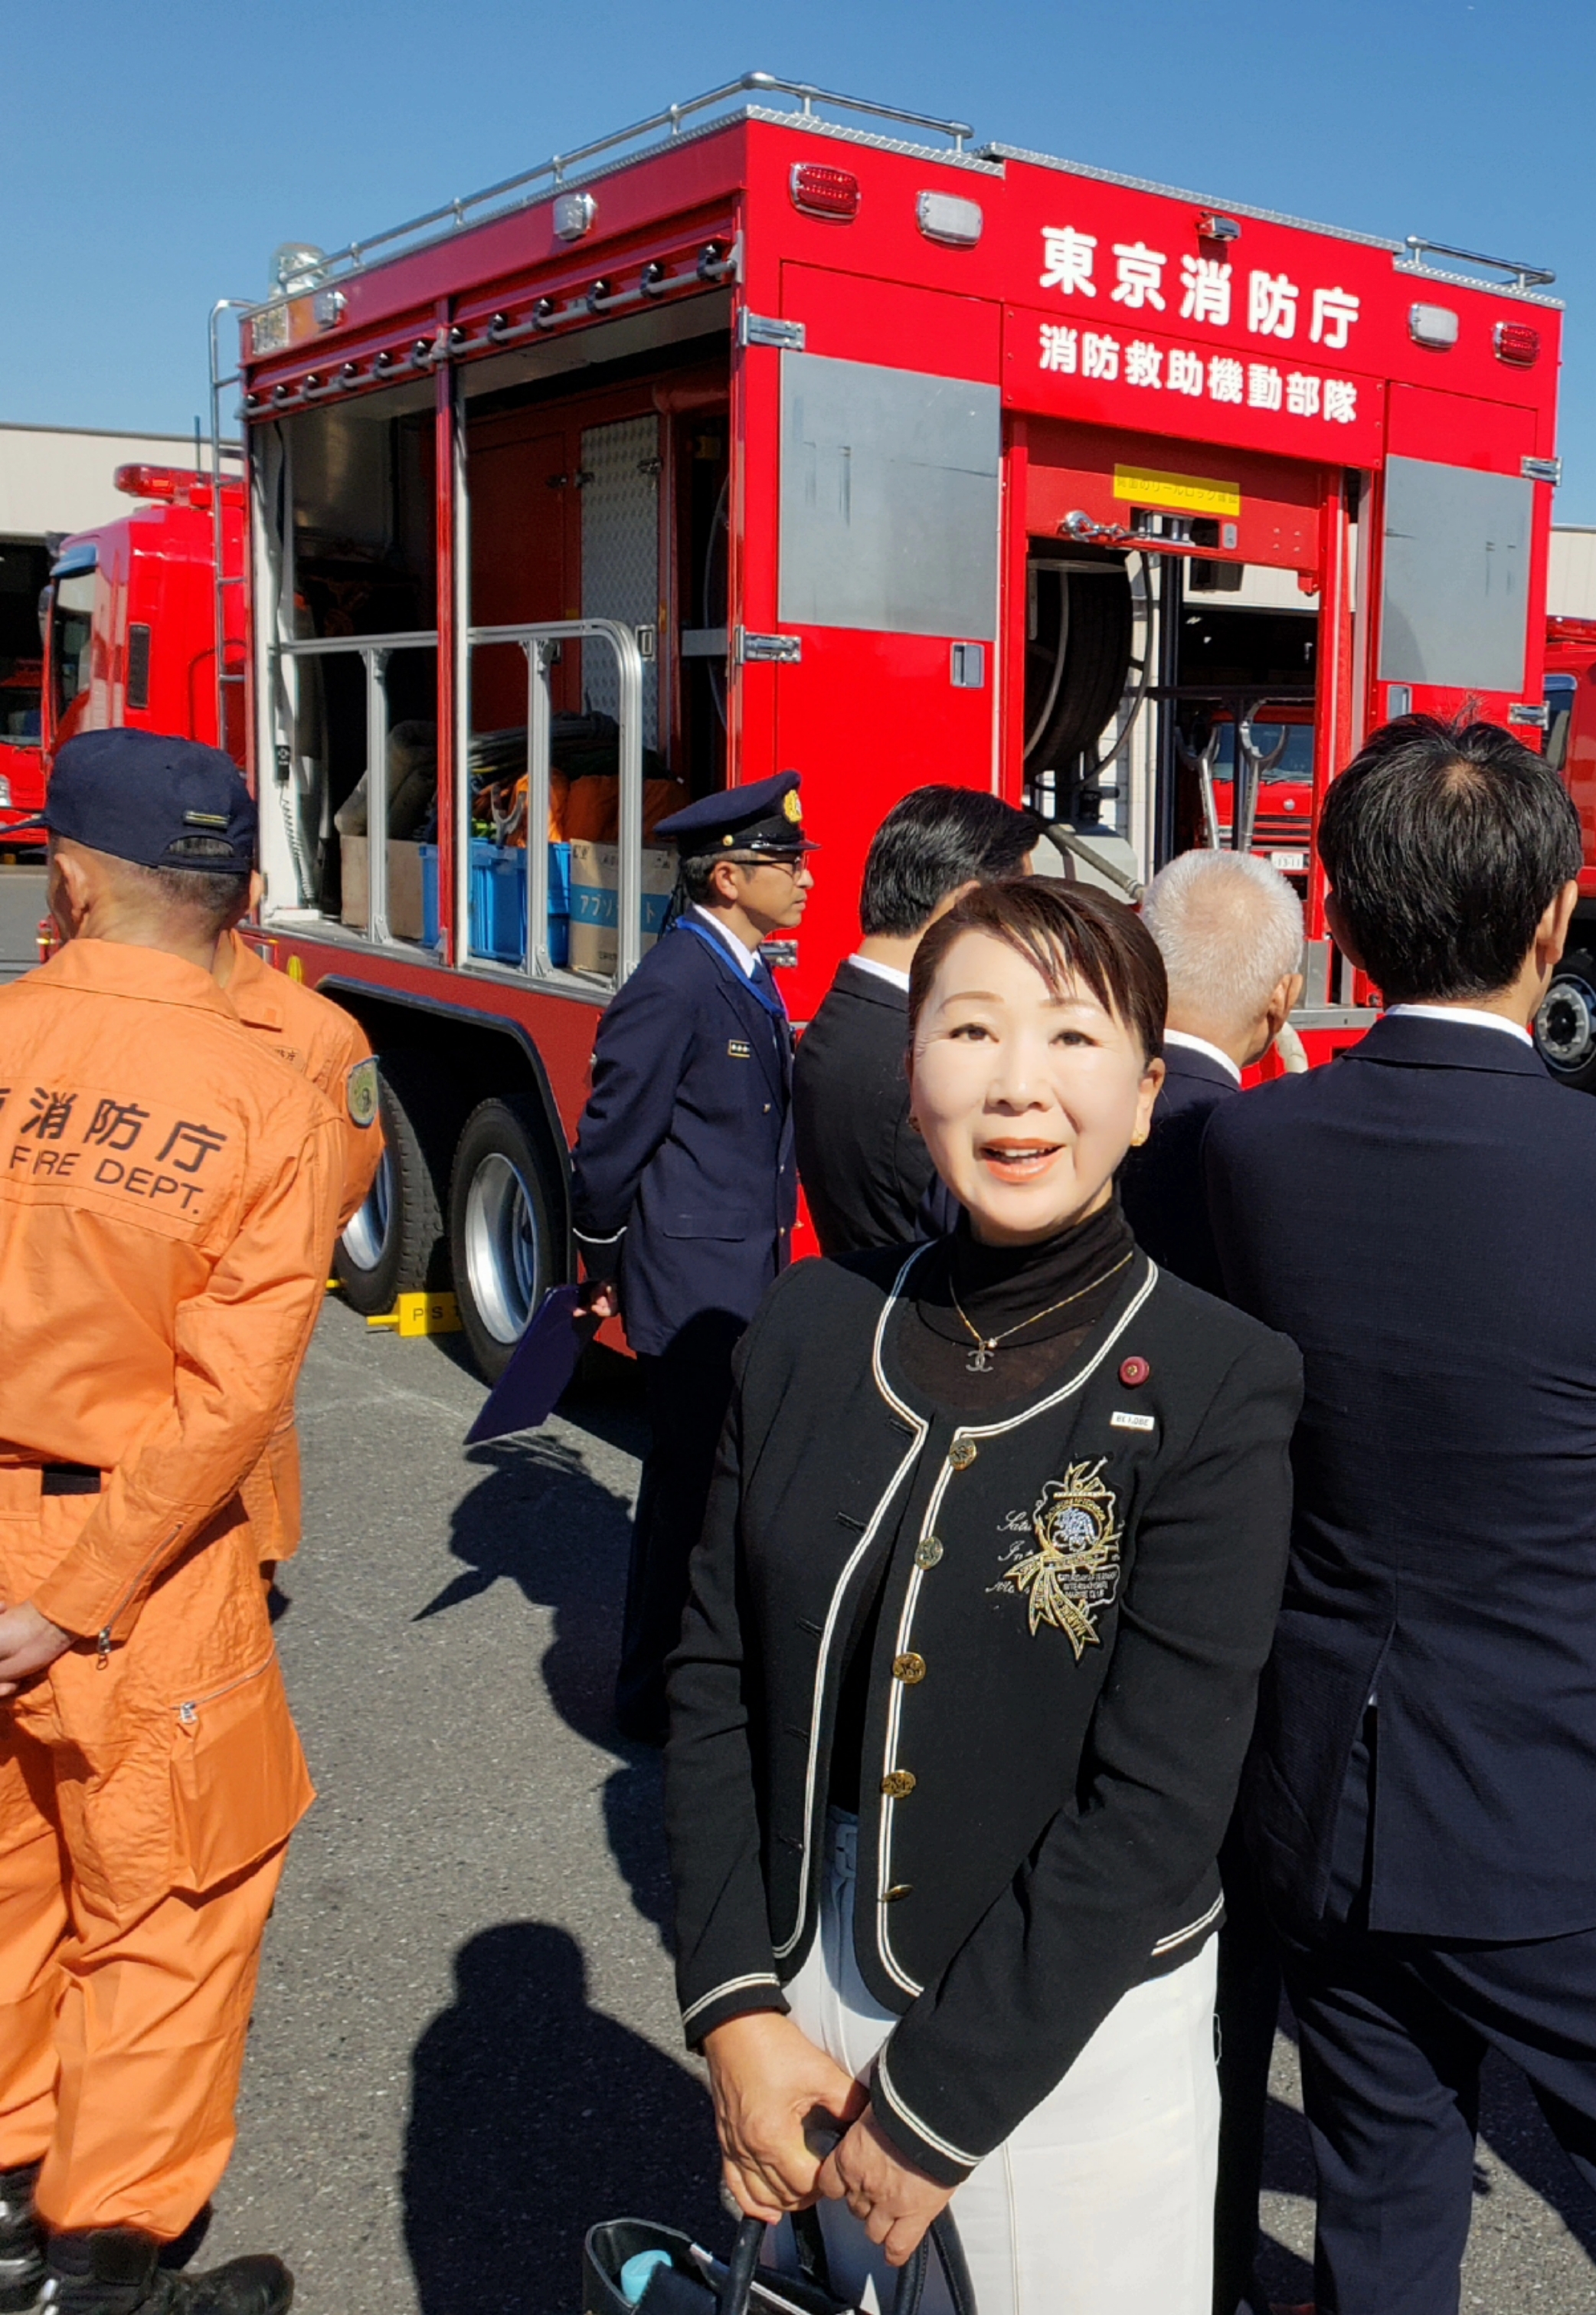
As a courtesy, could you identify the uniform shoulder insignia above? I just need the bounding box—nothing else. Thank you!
[346,1057,380,1128]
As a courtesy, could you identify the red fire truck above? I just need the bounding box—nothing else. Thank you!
[201,71,1558,1374]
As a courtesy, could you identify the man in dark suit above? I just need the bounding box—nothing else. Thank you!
[1204,716,1590,2315]
[570,772,816,1743]
[1121,848,1303,1297]
[793,787,1042,1252]
[1120,846,1303,2315]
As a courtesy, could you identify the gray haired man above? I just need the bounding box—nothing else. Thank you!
[1120,844,1303,2315]
[1120,848,1303,1296]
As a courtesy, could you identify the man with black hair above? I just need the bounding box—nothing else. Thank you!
[793,785,1042,1252]
[1204,716,1596,2315]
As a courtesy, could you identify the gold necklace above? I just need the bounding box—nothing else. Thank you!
[948,1249,1134,1374]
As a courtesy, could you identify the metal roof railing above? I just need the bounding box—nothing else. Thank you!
[289,72,973,293]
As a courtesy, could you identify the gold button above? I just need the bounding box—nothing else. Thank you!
[881,1770,917,1799]
[882,1883,913,1903]
[891,1652,926,1685]
[948,1439,976,1471]
[914,1538,944,1570]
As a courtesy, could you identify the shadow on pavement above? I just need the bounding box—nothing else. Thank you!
[403,1922,725,2315]
[415,1432,675,1937]
[1477,2049,1596,2255]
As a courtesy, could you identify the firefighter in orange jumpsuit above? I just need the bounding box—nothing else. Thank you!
[213,894,384,1577]
[0,731,343,2315]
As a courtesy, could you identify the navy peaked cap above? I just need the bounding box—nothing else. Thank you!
[19,729,256,873]
[653,769,817,855]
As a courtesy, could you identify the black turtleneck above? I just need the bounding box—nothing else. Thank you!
[899,1195,1136,1411]
[829,1195,1139,1808]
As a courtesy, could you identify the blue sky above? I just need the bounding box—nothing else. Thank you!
[3,0,1591,519]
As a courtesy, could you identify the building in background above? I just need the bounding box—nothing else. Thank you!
[1550,528,1596,620]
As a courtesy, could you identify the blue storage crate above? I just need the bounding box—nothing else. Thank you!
[416,842,569,966]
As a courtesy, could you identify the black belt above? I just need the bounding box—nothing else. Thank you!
[41,1463,103,1496]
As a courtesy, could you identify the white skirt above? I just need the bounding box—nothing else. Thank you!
[771,1810,1219,2315]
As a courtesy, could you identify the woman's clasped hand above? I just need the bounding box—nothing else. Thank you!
[705,2012,953,2264]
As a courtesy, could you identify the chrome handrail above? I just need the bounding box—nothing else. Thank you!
[237,73,973,297]
[465,620,646,994]
[272,630,440,945]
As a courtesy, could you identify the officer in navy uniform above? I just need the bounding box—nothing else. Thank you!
[570,772,816,1744]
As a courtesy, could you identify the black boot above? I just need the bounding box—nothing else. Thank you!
[0,2166,44,2315]
[42,2232,292,2315]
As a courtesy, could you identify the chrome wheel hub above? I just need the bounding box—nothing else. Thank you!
[1536,974,1596,1075]
[463,1151,541,1342]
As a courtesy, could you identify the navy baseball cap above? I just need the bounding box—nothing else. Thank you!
[15,729,256,873]
[654,769,818,856]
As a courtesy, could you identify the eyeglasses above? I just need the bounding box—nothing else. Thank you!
[725,852,808,876]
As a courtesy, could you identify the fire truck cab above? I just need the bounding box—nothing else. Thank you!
[221,73,1561,1375]
[36,464,246,778]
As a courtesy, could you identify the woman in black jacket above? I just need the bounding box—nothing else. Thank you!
[663,880,1301,2313]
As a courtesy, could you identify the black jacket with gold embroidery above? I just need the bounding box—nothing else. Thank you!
[663,1243,1301,2186]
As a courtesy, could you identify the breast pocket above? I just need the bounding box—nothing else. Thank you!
[169,1652,315,1891]
[662,1210,757,1240]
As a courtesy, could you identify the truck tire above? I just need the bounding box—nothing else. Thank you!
[335,1049,463,1315]
[449,1094,564,1382]
[1535,949,1596,1093]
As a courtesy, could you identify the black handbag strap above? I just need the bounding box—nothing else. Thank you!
[717,2212,976,2315]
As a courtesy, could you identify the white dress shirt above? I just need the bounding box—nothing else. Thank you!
[849,954,912,994]
[1162,1027,1243,1085]
[691,904,758,978]
[1385,1003,1532,1047]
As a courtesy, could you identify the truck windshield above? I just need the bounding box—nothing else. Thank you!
[1210,722,1315,784]
[1545,674,1578,774]
[51,570,95,725]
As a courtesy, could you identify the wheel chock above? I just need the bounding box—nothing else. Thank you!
[366,1290,464,1338]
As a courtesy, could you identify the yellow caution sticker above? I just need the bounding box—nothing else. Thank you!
[1112,463,1241,518]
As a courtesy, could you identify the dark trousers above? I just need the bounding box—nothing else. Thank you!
[1277,1716,1596,2315]
[615,1311,742,1743]
[1213,1817,1281,2315]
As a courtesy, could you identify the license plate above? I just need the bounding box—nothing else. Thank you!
[1268,850,1307,873]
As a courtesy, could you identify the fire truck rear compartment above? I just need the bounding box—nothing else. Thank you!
[263,312,731,943]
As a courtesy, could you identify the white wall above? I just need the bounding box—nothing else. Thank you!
[1550,529,1596,620]
[0,423,224,542]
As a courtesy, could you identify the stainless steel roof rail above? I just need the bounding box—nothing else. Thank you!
[1401,236,1555,292]
[240,73,973,297]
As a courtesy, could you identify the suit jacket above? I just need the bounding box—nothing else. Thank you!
[666,1243,1300,2183]
[1119,1042,1238,1294]
[793,960,936,1254]
[568,921,796,1358]
[1205,1013,1596,1940]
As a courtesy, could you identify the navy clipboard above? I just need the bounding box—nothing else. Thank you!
[465,1283,592,1444]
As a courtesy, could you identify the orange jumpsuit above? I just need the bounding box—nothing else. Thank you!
[221,933,384,1570]
[0,938,343,2241]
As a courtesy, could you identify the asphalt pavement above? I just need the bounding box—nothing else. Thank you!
[174,1294,1596,2315]
[0,862,47,980]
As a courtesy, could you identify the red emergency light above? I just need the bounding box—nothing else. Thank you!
[1493,322,1540,368]
[114,463,211,506]
[790,162,861,221]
